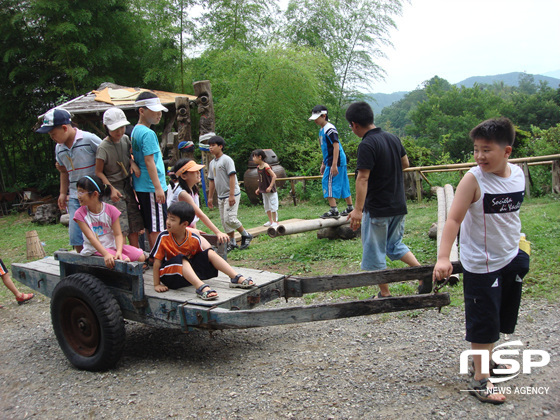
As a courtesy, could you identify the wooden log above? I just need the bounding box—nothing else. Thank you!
[521,162,531,199]
[443,184,459,263]
[317,225,360,240]
[190,293,451,330]
[274,217,350,237]
[26,230,46,260]
[415,170,423,202]
[443,184,460,284]
[286,262,463,296]
[436,187,446,253]
[553,160,560,194]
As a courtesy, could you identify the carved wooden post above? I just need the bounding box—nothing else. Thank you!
[193,80,216,201]
[174,96,194,165]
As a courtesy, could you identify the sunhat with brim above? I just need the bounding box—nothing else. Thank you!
[103,107,131,131]
[135,97,168,112]
[36,108,72,133]
[176,160,205,177]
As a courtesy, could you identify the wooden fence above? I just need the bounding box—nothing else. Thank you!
[276,154,560,205]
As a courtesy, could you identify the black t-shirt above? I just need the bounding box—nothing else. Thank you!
[356,128,407,217]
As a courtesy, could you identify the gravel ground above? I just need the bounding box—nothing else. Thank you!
[1,294,558,420]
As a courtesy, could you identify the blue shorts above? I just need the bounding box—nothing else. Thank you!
[464,249,530,343]
[322,165,351,199]
[361,213,410,271]
[68,198,83,247]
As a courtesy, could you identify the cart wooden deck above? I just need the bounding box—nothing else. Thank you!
[11,251,460,370]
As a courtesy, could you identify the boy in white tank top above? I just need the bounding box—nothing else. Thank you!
[433,118,529,405]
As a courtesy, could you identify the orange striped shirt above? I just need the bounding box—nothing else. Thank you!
[151,229,202,262]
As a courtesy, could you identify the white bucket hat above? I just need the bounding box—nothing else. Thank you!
[103,107,131,131]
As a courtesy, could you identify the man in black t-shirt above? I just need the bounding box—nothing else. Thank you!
[345,102,431,296]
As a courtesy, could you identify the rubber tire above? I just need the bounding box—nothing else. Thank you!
[51,273,125,371]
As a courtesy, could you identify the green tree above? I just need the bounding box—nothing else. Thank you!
[0,0,157,193]
[407,83,504,161]
[184,45,334,174]
[195,0,279,51]
[284,0,404,124]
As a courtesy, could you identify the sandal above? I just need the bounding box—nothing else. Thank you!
[196,284,218,301]
[372,291,392,299]
[229,274,256,289]
[470,360,512,377]
[16,293,34,305]
[468,378,505,404]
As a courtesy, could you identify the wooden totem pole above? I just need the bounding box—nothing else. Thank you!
[193,80,216,196]
[173,96,194,165]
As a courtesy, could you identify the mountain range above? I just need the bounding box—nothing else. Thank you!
[368,71,560,115]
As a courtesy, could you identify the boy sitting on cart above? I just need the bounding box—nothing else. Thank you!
[150,202,256,300]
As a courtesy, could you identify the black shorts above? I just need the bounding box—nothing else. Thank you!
[136,191,167,233]
[0,258,8,276]
[463,249,530,343]
[159,249,218,290]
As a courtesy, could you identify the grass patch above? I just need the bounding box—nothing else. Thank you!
[1,195,558,306]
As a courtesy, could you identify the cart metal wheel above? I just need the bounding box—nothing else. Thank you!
[51,273,125,371]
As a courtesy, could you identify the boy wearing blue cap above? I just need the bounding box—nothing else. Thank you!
[36,108,102,252]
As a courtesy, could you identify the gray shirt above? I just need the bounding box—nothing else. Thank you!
[208,154,240,199]
[96,135,132,190]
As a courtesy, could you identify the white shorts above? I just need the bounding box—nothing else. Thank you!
[262,192,278,212]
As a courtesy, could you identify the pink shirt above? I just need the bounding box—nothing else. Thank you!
[74,203,121,256]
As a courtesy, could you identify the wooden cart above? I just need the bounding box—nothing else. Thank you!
[11,251,461,371]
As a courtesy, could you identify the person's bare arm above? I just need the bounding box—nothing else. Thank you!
[266,166,277,192]
[152,258,168,292]
[95,158,122,202]
[433,173,479,281]
[228,174,237,207]
[331,143,340,177]
[348,169,369,231]
[401,155,410,170]
[58,170,69,211]
[208,179,216,209]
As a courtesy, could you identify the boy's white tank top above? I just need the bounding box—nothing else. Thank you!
[459,163,525,273]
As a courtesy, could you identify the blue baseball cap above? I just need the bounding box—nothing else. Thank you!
[36,108,72,133]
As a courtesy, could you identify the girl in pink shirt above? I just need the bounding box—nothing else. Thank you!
[74,175,147,269]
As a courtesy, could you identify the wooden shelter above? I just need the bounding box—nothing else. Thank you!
[37,82,197,155]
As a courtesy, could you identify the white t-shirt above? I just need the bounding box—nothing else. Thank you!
[169,185,200,227]
[73,202,121,256]
[459,163,525,273]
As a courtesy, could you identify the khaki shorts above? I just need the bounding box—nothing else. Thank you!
[103,181,144,236]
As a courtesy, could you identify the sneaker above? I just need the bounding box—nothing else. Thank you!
[226,243,239,252]
[263,221,272,227]
[271,222,279,228]
[240,233,253,250]
[320,209,340,219]
[340,207,354,217]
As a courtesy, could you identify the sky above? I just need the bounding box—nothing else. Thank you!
[372,0,560,93]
